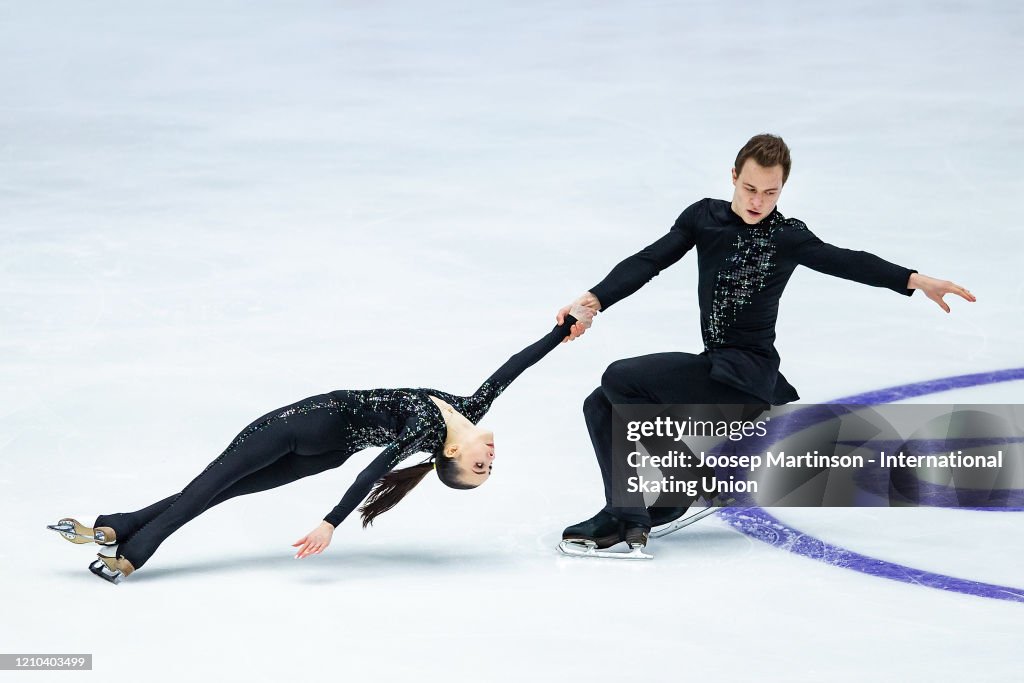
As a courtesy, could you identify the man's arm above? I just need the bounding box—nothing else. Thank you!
[557,202,702,342]
[787,221,975,311]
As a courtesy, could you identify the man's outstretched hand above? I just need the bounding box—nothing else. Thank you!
[908,273,976,313]
[557,292,602,342]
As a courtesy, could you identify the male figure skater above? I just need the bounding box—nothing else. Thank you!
[555,133,975,557]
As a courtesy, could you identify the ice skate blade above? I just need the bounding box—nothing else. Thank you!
[649,506,720,539]
[89,559,122,585]
[47,518,115,545]
[557,540,653,560]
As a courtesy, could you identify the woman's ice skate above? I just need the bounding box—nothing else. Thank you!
[89,553,135,584]
[47,518,117,546]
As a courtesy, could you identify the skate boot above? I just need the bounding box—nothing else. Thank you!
[560,510,624,549]
[47,518,117,546]
[623,520,651,549]
[89,553,135,585]
[558,511,653,560]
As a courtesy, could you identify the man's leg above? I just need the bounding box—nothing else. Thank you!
[601,352,765,405]
[560,386,647,548]
[581,386,650,525]
[598,352,769,523]
[564,360,690,545]
[567,352,769,546]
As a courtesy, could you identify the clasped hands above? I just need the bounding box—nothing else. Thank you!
[558,293,602,343]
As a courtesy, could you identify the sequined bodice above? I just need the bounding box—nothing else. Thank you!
[323,381,504,472]
[321,321,573,527]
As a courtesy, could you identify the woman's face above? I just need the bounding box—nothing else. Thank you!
[445,429,495,486]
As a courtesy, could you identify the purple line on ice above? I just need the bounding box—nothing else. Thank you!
[718,507,1024,603]
[826,367,1024,404]
[718,366,1024,603]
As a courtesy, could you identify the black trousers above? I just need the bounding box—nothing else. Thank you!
[96,392,360,570]
[583,352,769,525]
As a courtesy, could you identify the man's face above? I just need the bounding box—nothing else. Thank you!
[730,159,785,224]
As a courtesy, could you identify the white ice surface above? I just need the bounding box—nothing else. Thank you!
[2,1,1022,682]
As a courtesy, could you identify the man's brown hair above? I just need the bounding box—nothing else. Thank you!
[734,133,791,184]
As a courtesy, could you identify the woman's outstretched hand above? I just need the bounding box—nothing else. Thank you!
[293,521,335,559]
[908,273,976,313]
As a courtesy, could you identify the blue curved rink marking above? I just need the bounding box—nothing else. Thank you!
[716,367,1024,603]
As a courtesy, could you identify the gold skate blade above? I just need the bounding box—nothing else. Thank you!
[47,518,96,544]
[47,518,116,545]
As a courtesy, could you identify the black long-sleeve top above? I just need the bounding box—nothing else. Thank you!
[589,198,917,405]
[322,318,575,527]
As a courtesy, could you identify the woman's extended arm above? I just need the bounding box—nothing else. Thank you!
[438,308,591,426]
[322,428,429,529]
[291,425,430,558]
[469,307,590,404]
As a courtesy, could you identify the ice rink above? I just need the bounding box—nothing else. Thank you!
[2,1,1022,681]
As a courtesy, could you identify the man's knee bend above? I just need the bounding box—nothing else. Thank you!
[583,386,608,416]
[602,358,644,399]
[601,359,628,390]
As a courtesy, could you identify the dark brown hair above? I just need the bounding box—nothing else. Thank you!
[358,445,473,527]
[734,133,791,184]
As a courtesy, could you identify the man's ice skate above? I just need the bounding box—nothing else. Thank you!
[89,552,135,584]
[47,518,117,546]
[557,510,653,560]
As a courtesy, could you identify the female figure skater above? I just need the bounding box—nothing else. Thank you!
[48,306,593,583]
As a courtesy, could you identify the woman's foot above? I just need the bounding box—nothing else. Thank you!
[47,518,117,545]
[89,553,135,584]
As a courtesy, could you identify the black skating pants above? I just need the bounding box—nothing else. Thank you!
[95,392,360,570]
[583,352,769,526]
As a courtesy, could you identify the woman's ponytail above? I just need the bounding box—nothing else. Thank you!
[358,461,434,527]
[359,442,478,527]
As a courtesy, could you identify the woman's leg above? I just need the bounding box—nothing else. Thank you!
[111,393,354,570]
[95,450,351,543]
